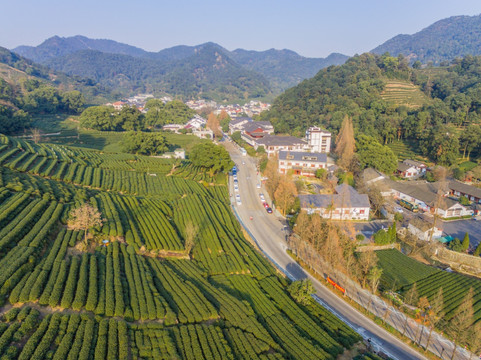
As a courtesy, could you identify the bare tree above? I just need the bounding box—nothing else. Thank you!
[402,283,418,336]
[274,177,298,215]
[31,128,42,144]
[264,155,280,199]
[184,221,199,255]
[447,288,474,360]
[358,249,377,288]
[468,321,481,360]
[335,115,355,169]
[429,166,448,243]
[417,296,430,346]
[425,288,444,351]
[206,112,222,139]
[67,203,103,248]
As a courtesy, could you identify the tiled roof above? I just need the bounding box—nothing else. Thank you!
[449,180,481,199]
[299,184,370,209]
[255,135,306,147]
[278,151,327,163]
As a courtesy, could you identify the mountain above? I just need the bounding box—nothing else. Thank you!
[0,46,112,104]
[230,49,348,91]
[13,36,348,101]
[14,35,148,63]
[372,14,481,64]
[44,43,271,102]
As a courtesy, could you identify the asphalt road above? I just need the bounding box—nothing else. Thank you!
[442,218,481,248]
[224,141,428,360]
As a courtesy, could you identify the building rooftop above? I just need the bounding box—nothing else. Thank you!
[448,180,481,199]
[278,151,327,163]
[255,135,306,147]
[299,184,370,209]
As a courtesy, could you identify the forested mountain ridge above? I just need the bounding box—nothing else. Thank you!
[0,46,113,104]
[45,43,272,102]
[260,52,481,166]
[13,35,148,63]
[13,35,348,100]
[230,48,348,91]
[372,14,481,64]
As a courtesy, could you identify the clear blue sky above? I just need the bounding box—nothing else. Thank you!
[2,0,481,58]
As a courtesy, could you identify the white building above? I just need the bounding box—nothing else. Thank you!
[305,127,331,153]
[396,159,427,178]
[253,135,307,157]
[407,217,443,241]
[298,184,370,220]
[278,151,328,177]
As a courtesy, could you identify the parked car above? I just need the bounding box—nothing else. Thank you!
[259,193,265,202]
[256,183,261,189]
[236,194,242,205]
[263,202,269,208]
[234,185,239,191]
[266,207,272,213]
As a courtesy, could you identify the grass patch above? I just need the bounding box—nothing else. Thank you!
[387,140,427,162]
[458,161,477,172]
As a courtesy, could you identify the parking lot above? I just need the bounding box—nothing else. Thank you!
[442,218,481,248]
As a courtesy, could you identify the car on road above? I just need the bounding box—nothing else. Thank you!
[266,207,272,213]
[259,193,265,202]
[256,183,261,189]
[234,184,239,191]
[263,202,269,208]
[235,194,242,205]
[242,161,245,165]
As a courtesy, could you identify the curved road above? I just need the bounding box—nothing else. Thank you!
[225,141,427,360]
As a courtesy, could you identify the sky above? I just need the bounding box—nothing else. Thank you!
[1,0,481,58]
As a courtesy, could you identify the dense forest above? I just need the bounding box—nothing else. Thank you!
[0,77,85,134]
[260,52,481,165]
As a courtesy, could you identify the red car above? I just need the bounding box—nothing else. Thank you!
[263,202,269,208]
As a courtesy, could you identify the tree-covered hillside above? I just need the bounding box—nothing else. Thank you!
[230,49,348,92]
[260,52,481,165]
[372,14,481,65]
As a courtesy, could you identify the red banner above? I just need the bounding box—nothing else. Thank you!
[327,276,346,294]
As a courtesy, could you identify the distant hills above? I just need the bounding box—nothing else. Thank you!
[372,14,481,64]
[13,36,348,101]
[0,46,112,104]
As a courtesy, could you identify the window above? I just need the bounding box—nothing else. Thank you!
[286,155,294,160]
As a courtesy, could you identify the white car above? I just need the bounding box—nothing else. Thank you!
[259,193,265,202]
[234,184,239,191]
[236,194,242,205]
[394,207,403,213]
[256,183,261,189]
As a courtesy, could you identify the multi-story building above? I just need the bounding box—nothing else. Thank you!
[298,184,370,220]
[278,151,328,177]
[305,126,331,153]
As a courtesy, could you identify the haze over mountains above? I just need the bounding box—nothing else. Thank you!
[372,14,481,64]
[8,13,481,102]
[13,36,348,101]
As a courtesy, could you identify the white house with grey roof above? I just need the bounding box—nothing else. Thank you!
[298,184,370,220]
[253,135,307,156]
[278,151,328,177]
